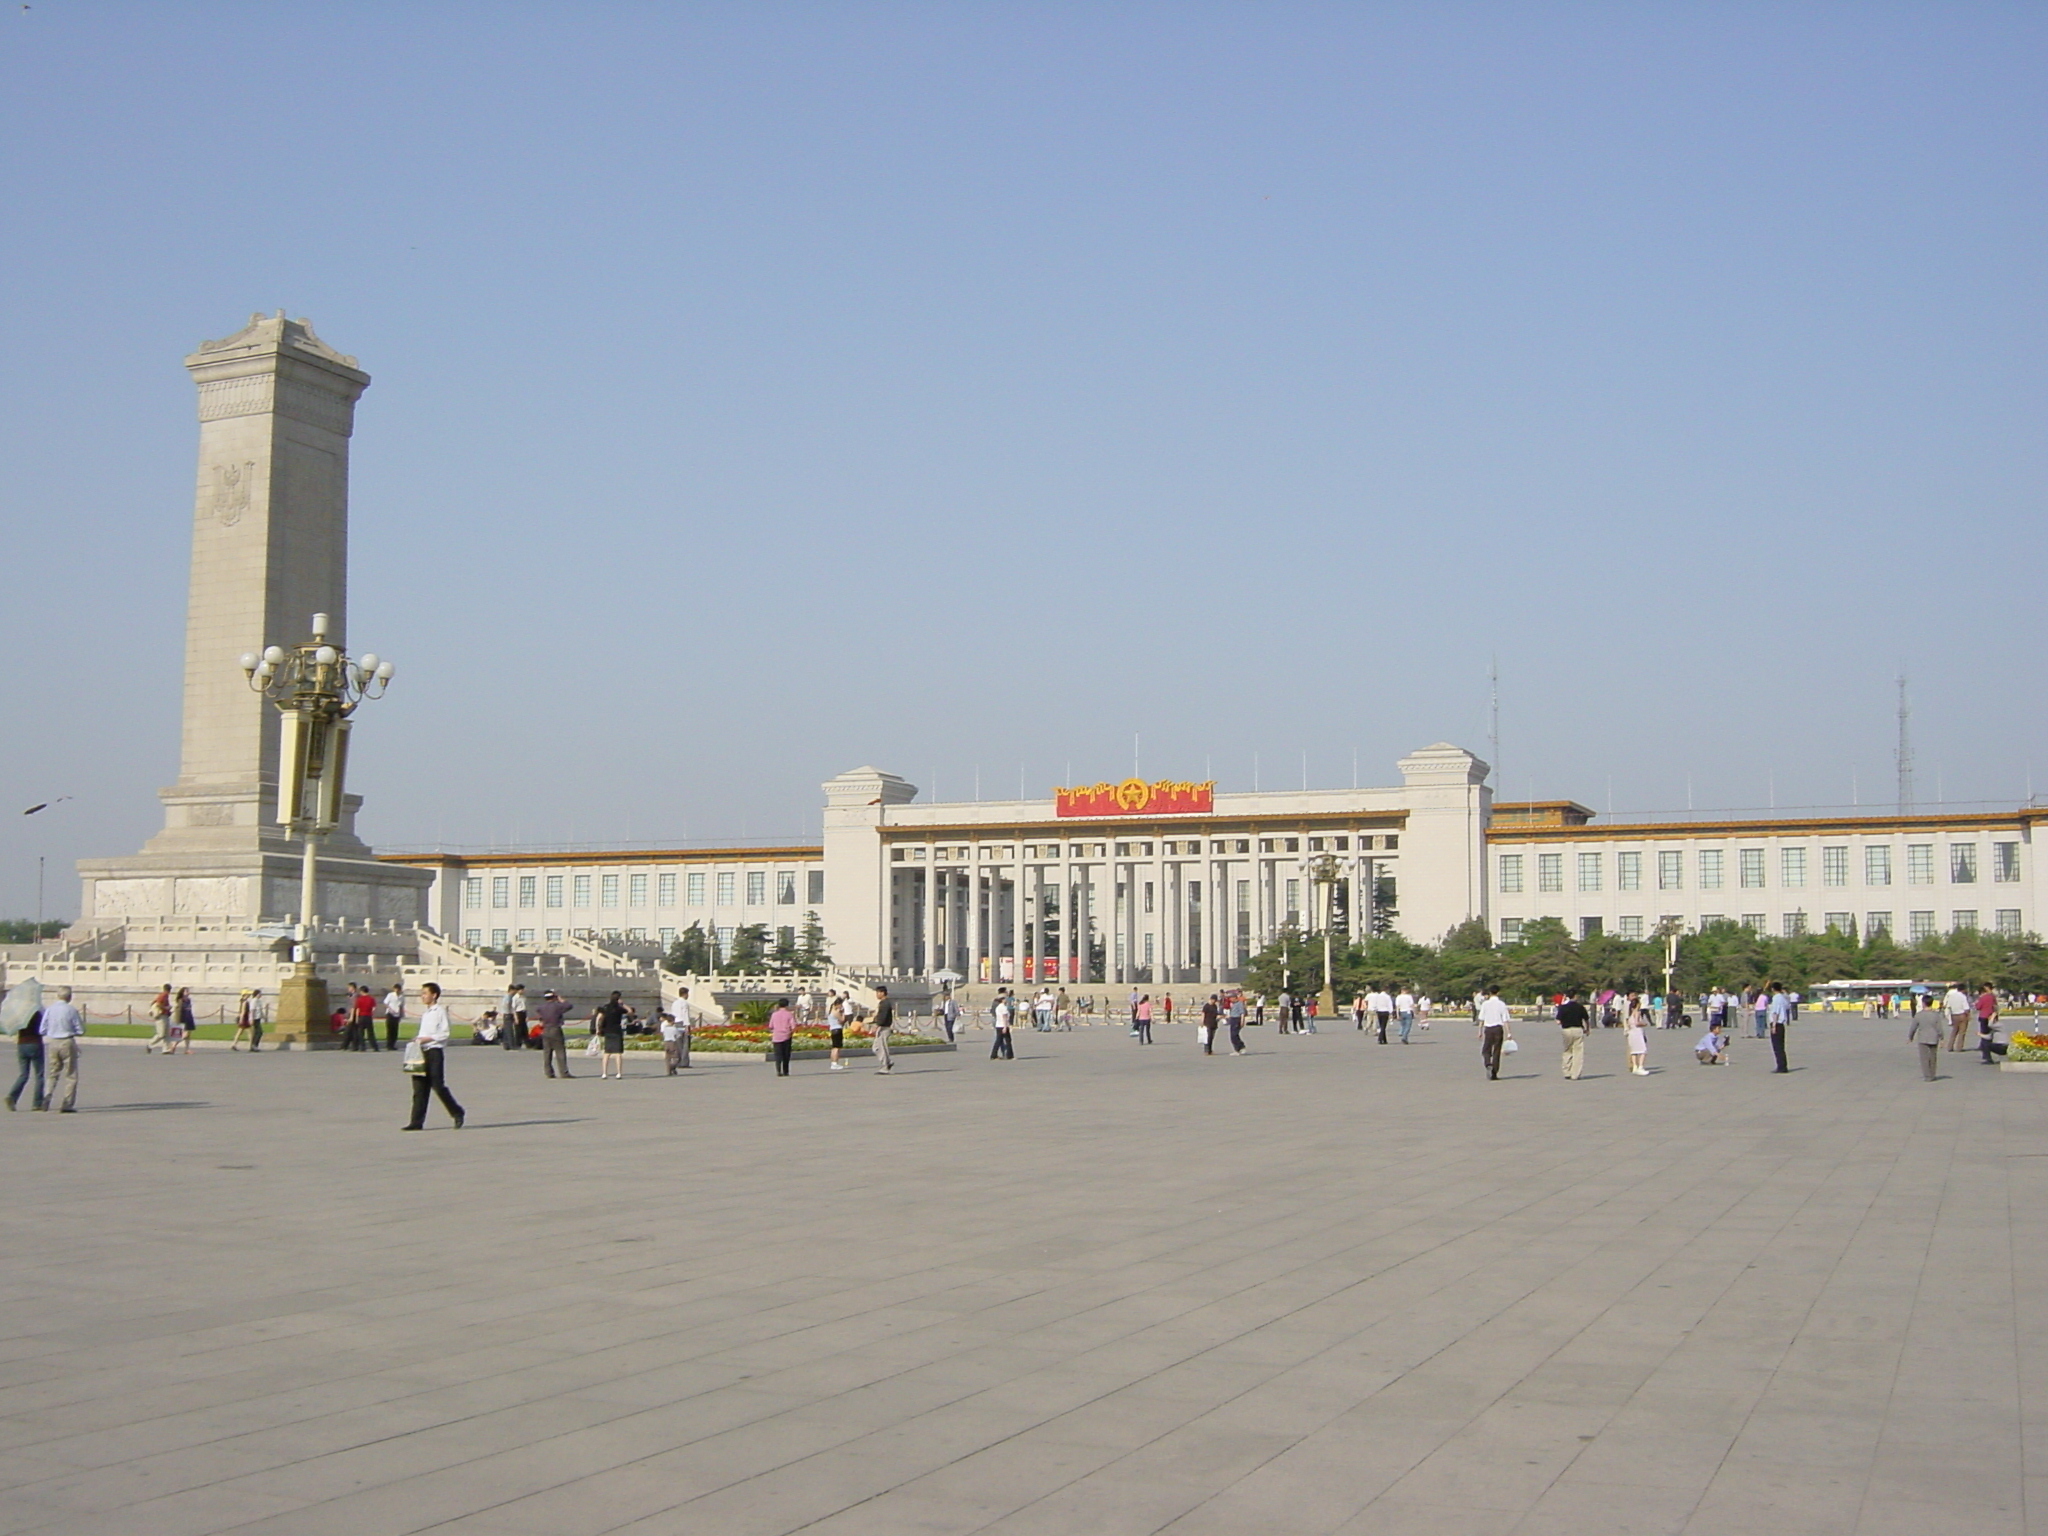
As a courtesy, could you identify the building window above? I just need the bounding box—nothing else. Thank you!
[1284,880,1299,919]
[464,929,481,946]
[462,877,483,907]
[1781,848,1807,888]
[572,873,592,907]
[808,870,825,904]
[1698,850,1724,890]
[716,872,735,906]
[1908,911,1936,940]
[1498,855,1524,894]
[1616,915,1644,939]
[1144,881,1156,914]
[1906,845,1933,885]
[657,873,677,907]
[490,876,509,908]
[1739,849,1765,888]
[746,871,766,906]
[1953,910,1979,932]
[1500,917,1525,943]
[628,873,648,907]
[1783,911,1808,937]
[687,871,706,905]
[1578,853,1602,892]
[489,928,508,949]
[1995,908,2023,936]
[1865,846,1892,886]
[1144,933,1156,968]
[600,873,620,907]
[1822,846,1848,886]
[1579,916,1603,940]
[777,871,797,904]
[545,927,563,944]
[1617,852,1642,891]
[715,926,735,953]
[1866,911,1892,939]
[1995,843,2021,883]
[1950,845,1977,884]
[1742,914,1766,933]
[545,874,564,908]
[517,876,536,908]
[1236,880,1251,912]
[515,928,534,946]
[1538,853,1563,892]
[1658,851,1683,890]
[1824,911,1854,935]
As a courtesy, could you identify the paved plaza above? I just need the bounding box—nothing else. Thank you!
[2,1014,2042,1535]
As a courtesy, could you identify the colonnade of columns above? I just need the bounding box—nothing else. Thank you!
[888,836,1394,986]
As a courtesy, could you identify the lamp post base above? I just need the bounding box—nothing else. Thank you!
[274,964,336,1049]
[1319,984,1338,1018]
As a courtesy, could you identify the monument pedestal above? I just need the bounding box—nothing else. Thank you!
[274,964,335,1049]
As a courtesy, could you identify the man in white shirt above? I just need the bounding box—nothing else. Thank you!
[990,989,1015,1060]
[382,981,406,1053]
[662,988,693,1075]
[1477,986,1513,1080]
[1367,987,1395,1045]
[41,987,86,1113]
[402,982,466,1130]
[1943,985,1972,1053]
[1394,988,1418,1044]
[500,984,527,1051]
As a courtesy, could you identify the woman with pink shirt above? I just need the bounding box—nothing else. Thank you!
[1134,995,1153,1045]
[768,999,797,1077]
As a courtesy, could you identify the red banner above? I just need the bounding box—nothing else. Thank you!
[1055,778,1215,818]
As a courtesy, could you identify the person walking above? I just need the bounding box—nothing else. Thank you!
[870,984,896,1072]
[826,991,848,1070]
[167,987,195,1054]
[40,987,84,1111]
[402,982,464,1130]
[1626,1006,1650,1076]
[534,989,573,1077]
[1943,984,1973,1053]
[501,983,528,1051]
[1752,987,1771,1041]
[1908,998,1944,1081]
[1395,987,1417,1045]
[1368,985,1394,1045]
[938,990,959,1044]
[350,983,379,1051]
[1226,993,1247,1055]
[1477,986,1512,1080]
[990,989,1015,1059]
[1133,993,1153,1044]
[768,998,797,1076]
[6,983,44,1111]
[146,984,171,1053]
[1556,991,1590,1079]
[1767,984,1791,1073]
[595,992,628,1079]
[1416,993,1433,1031]
[230,988,266,1051]
[1199,995,1218,1055]
[380,981,404,1052]
[663,987,692,1074]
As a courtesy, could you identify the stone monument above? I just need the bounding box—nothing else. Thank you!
[73,314,431,1031]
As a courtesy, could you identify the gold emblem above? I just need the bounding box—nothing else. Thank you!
[1114,778,1151,811]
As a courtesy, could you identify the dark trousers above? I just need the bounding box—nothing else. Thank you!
[772,1038,792,1075]
[503,1012,525,1049]
[1375,1011,1391,1043]
[1481,1025,1505,1079]
[1228,1018,1244,1052]
[1136,1020,1151,1043]
[8,1041,44,1108]
[991,1027,1013,1060]
[406,1048,463,1127]
[385,1014,401,1052]
[542,1028,570,1078]
[1770,1025,1789,1072]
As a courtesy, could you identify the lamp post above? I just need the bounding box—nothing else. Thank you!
[1656,916,1685,1029]
[1309,853,1340,1018]
[240,613,394,1047]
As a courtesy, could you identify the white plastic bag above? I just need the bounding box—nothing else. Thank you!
[1502,1037,1520,1054]
[583,1036,604,1057]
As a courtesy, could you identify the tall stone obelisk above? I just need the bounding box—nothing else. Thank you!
[77,314,431,928]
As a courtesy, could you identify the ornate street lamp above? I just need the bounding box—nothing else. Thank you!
[1309,852,1341,1018]
[240,613,395,1046]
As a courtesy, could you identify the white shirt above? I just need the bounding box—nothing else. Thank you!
[1395,991,1416,1014]
[994,998,1013,1027]
[383,990,404,1018]
[1368,990,1393,1013]
[416,1003,453,1049]
[501,991,523,1015]
[1944,988,1971,1016]
[1478,996,1513,1029]
[668,996,692,1027]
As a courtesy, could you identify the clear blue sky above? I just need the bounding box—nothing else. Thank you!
[2,3,2043,916]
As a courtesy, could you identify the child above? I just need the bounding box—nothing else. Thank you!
[1627,1009,1650,1075]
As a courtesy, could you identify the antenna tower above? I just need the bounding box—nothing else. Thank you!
[1895,671,1914,814]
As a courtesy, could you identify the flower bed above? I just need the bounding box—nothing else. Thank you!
[2008,1032,2048,1063]
[687,1026,935,1054]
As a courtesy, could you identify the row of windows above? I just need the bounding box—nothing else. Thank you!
[1498,909,2025,943]
[893,834,1400,863]
[1498,842,2020,895]
[462,869,823,909]
[461,925,791,954]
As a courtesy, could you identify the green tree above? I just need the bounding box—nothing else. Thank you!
[1498,917,1589,999]
[720,923,770,975]
[768,924,802,974]
[796,911,831,973]
[663,922,713,975]
[0,920,64,943]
